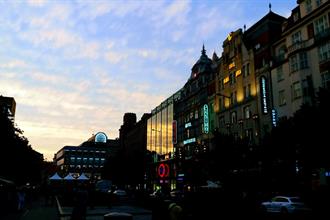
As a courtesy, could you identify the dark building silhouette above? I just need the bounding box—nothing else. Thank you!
[0,95,16,121]
[122,113,151,189]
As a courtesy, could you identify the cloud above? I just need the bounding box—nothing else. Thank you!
[104,51,128,64]
[137,49,158,59]
[0,60,27,69]
[152,0,191,28]
[26,0,47,7]
[21,29,78,49]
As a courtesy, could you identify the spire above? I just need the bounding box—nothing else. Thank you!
[269,3,272,12]
[201,44,206,56]
[212,50,219,61]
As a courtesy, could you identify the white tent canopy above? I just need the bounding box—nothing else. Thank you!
[63,173,75,180]
[49,172,62,181]
[77,173,89,181]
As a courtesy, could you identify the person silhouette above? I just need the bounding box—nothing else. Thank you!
[71,182,89,220]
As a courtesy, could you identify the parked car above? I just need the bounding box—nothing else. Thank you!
[149,188,170,200]
[170,189,184,200]
[260,195,312,214]
[112,189,128,201]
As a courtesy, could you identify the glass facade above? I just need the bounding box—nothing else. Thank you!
[147,102,174,158]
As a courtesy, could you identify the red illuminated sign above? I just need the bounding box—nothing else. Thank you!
[158,163,170,178]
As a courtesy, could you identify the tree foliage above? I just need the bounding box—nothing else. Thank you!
[0,110,43,185]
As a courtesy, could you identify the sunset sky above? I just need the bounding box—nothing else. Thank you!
[0,0,297,161]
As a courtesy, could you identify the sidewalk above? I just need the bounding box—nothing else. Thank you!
[57,197,152,220]
[1,196,59,220]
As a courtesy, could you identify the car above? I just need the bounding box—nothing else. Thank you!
[260,195,312,214]
[95,180,112,194]
[112,189,128,201]
[170,189,184,200]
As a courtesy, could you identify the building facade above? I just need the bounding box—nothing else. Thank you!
[216,11,286,145]
[54,132,119,180]
[122,113,151,189]
[216,29,258,144]
[146,93,177,191]
[173,46,217,189]
[271,0,330,119]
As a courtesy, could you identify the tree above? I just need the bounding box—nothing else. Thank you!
[0,110,43,184]
[261,87,330,192]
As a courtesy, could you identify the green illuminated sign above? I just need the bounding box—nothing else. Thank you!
[203,104,209,134]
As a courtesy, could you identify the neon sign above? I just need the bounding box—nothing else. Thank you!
[272,109,277,127]
[185,122,192,128]
[183,137,196,145]
[158,163,170,178]
[203,104,209,134]
[260,76,268,114]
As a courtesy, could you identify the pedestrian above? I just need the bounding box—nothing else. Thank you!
[17,187,26,211]
[168,202,183,220]
[71,183,89,220]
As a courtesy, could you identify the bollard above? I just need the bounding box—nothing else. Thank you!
[104,212,133,220]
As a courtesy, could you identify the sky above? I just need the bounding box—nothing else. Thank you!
[0,0,297,161]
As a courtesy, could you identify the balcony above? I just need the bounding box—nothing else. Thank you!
[287,38,314,55]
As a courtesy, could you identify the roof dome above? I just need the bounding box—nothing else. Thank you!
[190,45,212,79]
[95,132,107,143]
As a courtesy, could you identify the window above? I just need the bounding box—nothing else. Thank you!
[321,71,330,89]
[230,73,236,84]
[302,76,313,96]
[231,111,237,124]
[314,15,329,35]
[293,12,299,22]
[244,106,251,119]
[277,66,284,81]
[316,0,322,7]
[292,82,302,99]
[245,129,253,142]
[305,0,312,14]
[279,90,286,106]
[195,110,198,119]
[230,91,237,105]
[244,84,251,98]
[299,52,308,69]
[290,52,309,72]
[318,42,330,62]
[289,55,299,72]
[278,46,286,60]
[291,31,301,45]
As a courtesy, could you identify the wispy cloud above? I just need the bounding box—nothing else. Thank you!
[0,0,297,160]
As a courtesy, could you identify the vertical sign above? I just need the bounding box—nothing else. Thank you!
[172,120,177,144]
[272,109,277,127]
[203,104,209,134]
[260,76,268,114]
